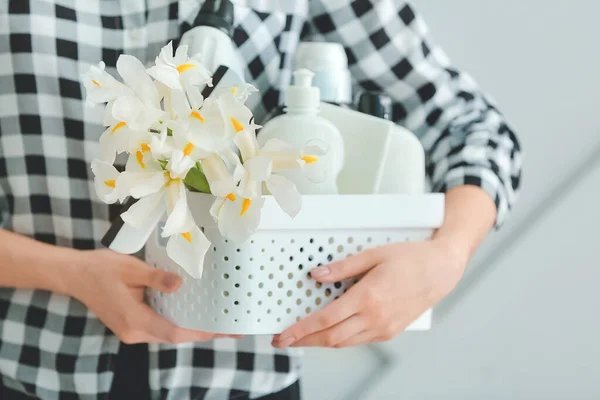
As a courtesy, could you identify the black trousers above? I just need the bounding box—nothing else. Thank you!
[110,343,301,400]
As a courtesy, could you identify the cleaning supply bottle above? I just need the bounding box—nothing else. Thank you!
[257,69,345,195]
[319,100,425,195]
[293,42,353,108]
[179,0,245,92]
[267,41,354,121]
[355,91,393,121]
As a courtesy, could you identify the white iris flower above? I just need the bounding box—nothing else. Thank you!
[84,42,317,279]
[146,41,212,93]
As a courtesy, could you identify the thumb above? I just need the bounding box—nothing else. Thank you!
[309,249,380,282]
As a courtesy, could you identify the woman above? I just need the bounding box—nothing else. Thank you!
[0,0,521,398]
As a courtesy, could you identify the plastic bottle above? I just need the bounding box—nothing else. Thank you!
[293,42,353,108]
[257,69,345,195]
[355,91,393,121]
[267,41,354,121]
[179,0,245,90]
[319,101,425,195]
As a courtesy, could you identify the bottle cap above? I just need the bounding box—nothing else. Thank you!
[285,69,320,111]
[356,91,392,120]
[293,42,352,105]
[193,0,235,37]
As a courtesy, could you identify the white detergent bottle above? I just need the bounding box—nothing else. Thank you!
[257,69,345,194]
[179,0,245,89]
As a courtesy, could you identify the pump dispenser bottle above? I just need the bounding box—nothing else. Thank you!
[258,69,345,195]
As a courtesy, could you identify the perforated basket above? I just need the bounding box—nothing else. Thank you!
[145,193,445,335]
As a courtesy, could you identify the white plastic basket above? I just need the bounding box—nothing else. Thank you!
[145,193,445,335]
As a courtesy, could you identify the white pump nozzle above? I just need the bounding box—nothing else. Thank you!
[285,68,320,112]
[293,69,314,88]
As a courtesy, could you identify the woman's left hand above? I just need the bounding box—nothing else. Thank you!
[271,237,469,348]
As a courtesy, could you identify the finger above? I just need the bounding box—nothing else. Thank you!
[309,249,381,282]
[216,334,245,339]
[285,314,366,348]
[139,305,215,343]
[133,333,243,344]
[334,330,380,348]
[272,293,359,348]
[129,265,182,293]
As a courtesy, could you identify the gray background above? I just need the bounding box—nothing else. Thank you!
[302,0,600,398]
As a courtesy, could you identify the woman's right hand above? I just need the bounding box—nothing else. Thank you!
[69,249,238,344]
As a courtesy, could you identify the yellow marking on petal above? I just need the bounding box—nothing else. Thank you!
[140,143,151,152]
[111,121,126,134]
[104,179,116,188]
[231,86,237,94]
[230,117,244,133]
[176,63,195,74]
[190,111,205,123]
[181,232,192,243]
[183,142,194,156]
[92,79,100,87]
[301,155,319,164]
[226,193,237,202]
[136,150,145,169]
[240,198,251,216]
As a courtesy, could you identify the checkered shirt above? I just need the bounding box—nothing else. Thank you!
[0,0,522,399]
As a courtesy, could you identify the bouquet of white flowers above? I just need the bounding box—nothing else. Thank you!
[83,42,322,280]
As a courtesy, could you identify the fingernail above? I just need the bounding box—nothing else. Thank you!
[310,266,330,278]
[277,335,295,348]
[162,275,179,288]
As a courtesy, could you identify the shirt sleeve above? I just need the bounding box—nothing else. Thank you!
[304,0,523,228]
[0,186,9,229]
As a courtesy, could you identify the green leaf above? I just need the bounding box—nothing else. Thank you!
[166,127,173,136]
[184,167,211,193]
[158,159,168,170]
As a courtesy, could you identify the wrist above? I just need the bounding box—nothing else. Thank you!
[430,234,470,289]
[43,247,85,297]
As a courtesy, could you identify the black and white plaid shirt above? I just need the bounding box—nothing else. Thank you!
[0,0,522,398]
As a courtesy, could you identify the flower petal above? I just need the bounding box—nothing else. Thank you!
[125,150,163,173]
[82,62,131,104]
[157,41,176,66]
[266,174,302,218]
[201,154,238,197]
[186,84,204,110]
[244,155,273,182]
[98,127,118,164]
[166,225,210,279]
[173,44,189,65]
[166,150,196,180]
[91,159,121,204]
[209,197,226,220]
[217,196,265,243]
[147,64,183,90]
[219,92,253,136]
[118,170,167,199]
[121,190,166,229]
[162,181,194,237]
[116,54,160,107]
[234,129,260,162]
[170,89,191,119]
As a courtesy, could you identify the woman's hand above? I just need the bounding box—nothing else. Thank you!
[271,238,467,348]
[70,249,240,344]
[272,186,497,348]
